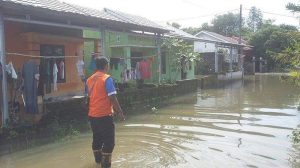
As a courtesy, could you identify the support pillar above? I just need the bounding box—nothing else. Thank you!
[214,44,218,73]
[252,57,256,74]
[157,34,162,84]
[0,14,8,127]
[229,46,233,72]
[123,47,131,69]
[100,28,106,57]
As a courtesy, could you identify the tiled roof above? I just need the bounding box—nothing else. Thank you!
[163,25,199,41]
[2,0,85,14]
[1,0,168,32]
[103,8,166,30]
[201,31,238,44]
[195,31,252,47]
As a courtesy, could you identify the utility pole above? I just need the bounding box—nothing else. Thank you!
[239,4,242,45]
[239,4,244,76]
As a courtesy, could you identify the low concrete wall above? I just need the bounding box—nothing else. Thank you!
[218,71,243,80]
[0,79,198,155]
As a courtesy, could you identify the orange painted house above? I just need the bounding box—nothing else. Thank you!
[0,0,167,127]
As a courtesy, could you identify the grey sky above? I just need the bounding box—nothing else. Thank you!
[61,0,299,28]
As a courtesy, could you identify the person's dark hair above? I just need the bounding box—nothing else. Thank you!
[95,57,109,70]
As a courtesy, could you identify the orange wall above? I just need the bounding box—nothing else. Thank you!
[5,21,85,97]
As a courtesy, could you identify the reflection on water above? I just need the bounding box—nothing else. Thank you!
[1,76,300,168]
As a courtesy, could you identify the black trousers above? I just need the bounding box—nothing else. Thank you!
[89,116,115,153]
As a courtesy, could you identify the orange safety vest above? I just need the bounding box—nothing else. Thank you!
[87,71,113,118]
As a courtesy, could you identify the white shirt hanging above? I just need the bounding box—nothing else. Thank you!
[6,62,18,79]
[76,60,85,76]
[53,63,58,91]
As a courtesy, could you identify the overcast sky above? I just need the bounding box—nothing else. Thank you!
[61,0,300,28]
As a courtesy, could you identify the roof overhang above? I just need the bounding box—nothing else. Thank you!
[0,1,168,34]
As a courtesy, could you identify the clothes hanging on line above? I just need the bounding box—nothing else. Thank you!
[136,62,141,80]
[5,62,18,79]
[76,60,85,77]
[58,60,65,80]
[6,52,79,59]
[53,63,58,91]
[22,60,39,114]
[139,60,151,79]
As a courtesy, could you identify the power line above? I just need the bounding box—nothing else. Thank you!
[156,8,239,22]
[244,8,299,19]
[181,0,206,9]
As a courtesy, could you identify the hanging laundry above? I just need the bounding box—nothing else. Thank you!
[76,59,85,76]
[53,63,58,91]
[58,60,65,80]
[5,62,18,79]
[121,69,128,83]
[131,69,137,80]
[22,60,39,114]
[136,62,141,80]
[126,69,131,80]
[139,60,151,79]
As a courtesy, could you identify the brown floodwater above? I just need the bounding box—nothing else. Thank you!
[1,75,300,168]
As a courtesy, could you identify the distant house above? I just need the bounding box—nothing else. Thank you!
[194,31,251,78]
[161,25,200,82]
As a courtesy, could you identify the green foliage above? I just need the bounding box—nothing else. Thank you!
[291,129,300,144]
[162,37,201,66]
[168,22,181,29]
[162,37,201,80]
[275,43,300,69]
[211,13,241,36]
[249,23,300,71]
[182,27,201,35]
[286,3,300,12]
[247,6,263,32]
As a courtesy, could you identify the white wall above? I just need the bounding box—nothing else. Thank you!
[194,41,215,53]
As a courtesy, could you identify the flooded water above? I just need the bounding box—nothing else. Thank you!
[1,75,300,168]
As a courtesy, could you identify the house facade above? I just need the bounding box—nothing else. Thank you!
[194,31,241,74]
[0,0,199,127]
[0,0,168,127]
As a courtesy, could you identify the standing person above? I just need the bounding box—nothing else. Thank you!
[86,57,125,168]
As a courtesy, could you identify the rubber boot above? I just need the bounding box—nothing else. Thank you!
[93,150,102,164]
[101,152,112,168]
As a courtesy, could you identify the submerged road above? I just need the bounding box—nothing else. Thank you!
[1,75,300,168]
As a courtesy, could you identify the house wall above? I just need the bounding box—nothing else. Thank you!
[83,30,196,84]
[5,21,85,98]
[194,41,215,53]
[83,30,159,83]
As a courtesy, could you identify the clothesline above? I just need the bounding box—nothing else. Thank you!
[110,55,157,59]
[7,52,157,60]
[6,52,79,59]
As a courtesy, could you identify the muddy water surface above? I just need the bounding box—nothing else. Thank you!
[1,75,300,168]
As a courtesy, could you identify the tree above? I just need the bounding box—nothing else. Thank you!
[279,24,298,32]
[162,37,201,82]
[247,6,263,32]
[201,23,212,31]
[182,27,201,35]
[167,22,181,29]
[286,3,300,12]
[250,23,300,71]
[249,24,281,70]
[211,13,241,36]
